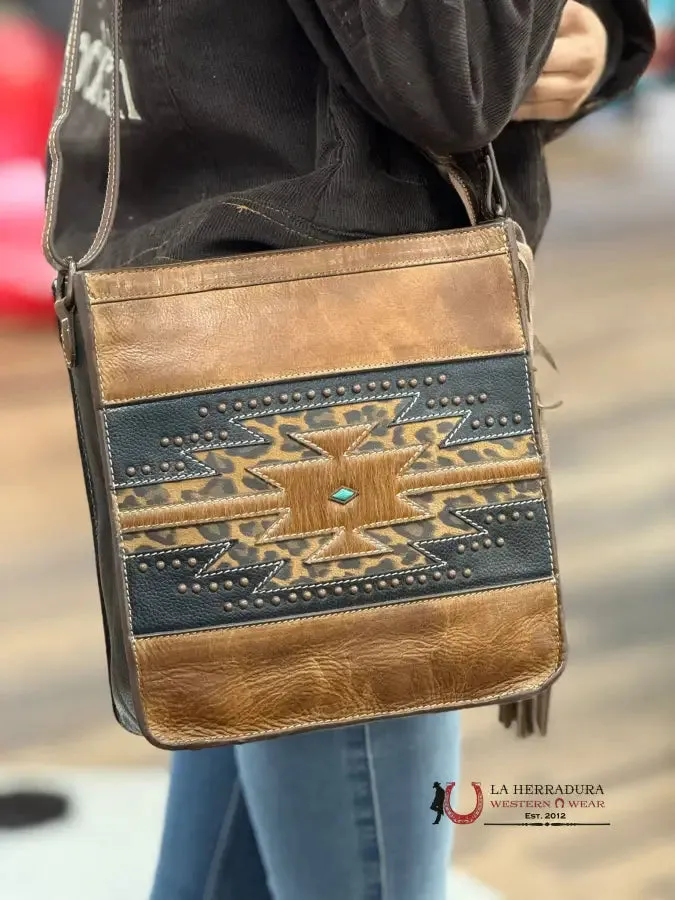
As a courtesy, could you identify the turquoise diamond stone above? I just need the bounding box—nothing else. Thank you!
[330,487,358,505]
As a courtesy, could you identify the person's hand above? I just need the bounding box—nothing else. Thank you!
[513,0,608,122]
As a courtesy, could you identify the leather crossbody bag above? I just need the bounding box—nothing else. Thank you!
[44,0,566,749]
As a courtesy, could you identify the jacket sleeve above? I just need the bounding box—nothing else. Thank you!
[299,0,567,155]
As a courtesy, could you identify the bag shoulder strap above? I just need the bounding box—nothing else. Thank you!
[43,0,121,273]
[43,0,506,278]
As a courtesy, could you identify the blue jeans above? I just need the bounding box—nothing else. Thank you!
[151,711,460,900]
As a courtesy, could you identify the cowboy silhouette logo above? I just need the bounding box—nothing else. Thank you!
[430,781,484,825]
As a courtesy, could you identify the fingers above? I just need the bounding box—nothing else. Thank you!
[540,35,599,78]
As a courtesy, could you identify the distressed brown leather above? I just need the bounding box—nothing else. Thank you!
[87,226,525,405]
[84,224,509,303]
[134,579,562,747]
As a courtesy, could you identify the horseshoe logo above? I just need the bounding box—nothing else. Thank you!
[443,782,484,825]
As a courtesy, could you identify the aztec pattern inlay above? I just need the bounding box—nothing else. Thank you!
[102,354,553,636]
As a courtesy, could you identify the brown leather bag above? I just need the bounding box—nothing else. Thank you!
[44,0,565,749]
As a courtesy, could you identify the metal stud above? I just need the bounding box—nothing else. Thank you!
[497,514,507,524]
[126,466,136,476]
[382,380,391,390]
[526,511,535,520]
[240,577,249,587]
[427,399,436,409]
[471,420,481,429]
[452,396,462,406]
[172,559,181,569]
[364,583,374,593]
[190,433,200,442]
[280,394,289,403]
[174,436,183,446]
[318,588,327,599]
[463,568,472,578]
[263,396,272,406]
[209,583,219,592]
[204,431,214,441]
[175,461,186,471]
[198,406,209,417]
[160,437,170,447]
[334,586,344,596]
[178,584,188,594]
[322,388,332,398]
[138,562,148,573]
[352,385,362,393]
[405,575,415,585]
[424,376,433,386]
[457,544,466,553]
[217,402,227,413]
[433,571,442,581]
[271,596,282,606]
[479,393,488,403]
[234,401,243,411]
[397,379,406,388]
[467,395,476,405]
[224,580,233,590]
[188,557,198,567]
[156,560,166,570]
[440,397,449,407]
[254,598,265,608]
[337,386,346,396]
[224,601,234,612]
[293,392,302,401]
[248,399,258,409]
[512,511,520,521]
[192,584,202,594]
[219,431,228,441]
[409,378,418,388]
[391,578,401,588]
[486,416,495,427]
[418,574,428,585]
[513,414,522,424]
[484,539,493,548]
[377,579,387,590]
[496,537,505,547]
[307,390,317,399]
[303,590,312,601]
[140,464,151,474]
[239,599,249,609]
[438,374,447,384]
[471,541,480,551]
[447,569,457,579]
[350,586,359,595]
[288,592,298,602]
[499,416,508,426]
[485,515,493,524]
[368,382,377,391]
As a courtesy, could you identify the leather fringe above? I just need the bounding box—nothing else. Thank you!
[498,687,552,738]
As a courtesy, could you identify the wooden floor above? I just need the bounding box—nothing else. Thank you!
[1,99,674,898]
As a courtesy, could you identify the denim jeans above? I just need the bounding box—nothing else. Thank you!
[151,710,459,900]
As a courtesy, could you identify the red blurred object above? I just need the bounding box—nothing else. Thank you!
[0,14,63,322]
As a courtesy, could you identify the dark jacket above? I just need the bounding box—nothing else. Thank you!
[55,0,654,267]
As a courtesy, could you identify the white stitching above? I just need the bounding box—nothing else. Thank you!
[85,225,507,289]
[141,578,557,640]
[256,497,547,595]
[100,351,524,405]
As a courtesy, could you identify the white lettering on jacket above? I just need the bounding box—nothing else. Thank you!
[75,22,142,121]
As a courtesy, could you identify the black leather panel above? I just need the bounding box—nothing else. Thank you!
[105,354,533,488]
[129,498,553,635]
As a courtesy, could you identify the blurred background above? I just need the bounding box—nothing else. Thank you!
[0,2,674,899]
